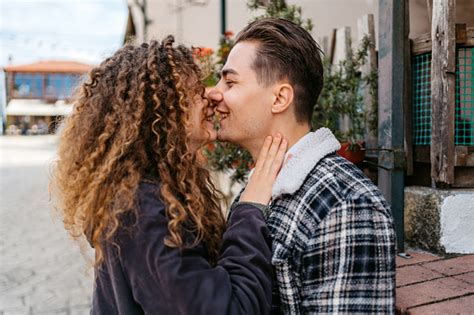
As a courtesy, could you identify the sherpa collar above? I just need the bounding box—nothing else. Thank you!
[271,128,341,199]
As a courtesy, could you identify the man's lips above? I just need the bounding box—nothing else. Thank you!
[215,111,229,121]
[204,111,229,131]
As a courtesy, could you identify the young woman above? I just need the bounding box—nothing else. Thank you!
[50,36,287,314]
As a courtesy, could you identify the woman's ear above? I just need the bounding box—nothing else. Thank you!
[271,83,294,114]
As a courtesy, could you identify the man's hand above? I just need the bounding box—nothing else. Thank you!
[240,134,288,205]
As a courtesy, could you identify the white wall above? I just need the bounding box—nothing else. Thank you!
[288,0,378,47]
[131,0,474,51]
[135,0,380,50]
[144,0,258,48]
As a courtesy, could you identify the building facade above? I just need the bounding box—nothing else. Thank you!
[3,60,92,135]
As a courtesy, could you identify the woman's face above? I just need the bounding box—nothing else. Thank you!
[188,85,217,147]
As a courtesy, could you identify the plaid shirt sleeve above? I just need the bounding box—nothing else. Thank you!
[296,194,396,314]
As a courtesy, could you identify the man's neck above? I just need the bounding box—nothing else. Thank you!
[247,124,311,162]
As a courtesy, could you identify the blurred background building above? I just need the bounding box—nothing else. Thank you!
[3,60,91,135]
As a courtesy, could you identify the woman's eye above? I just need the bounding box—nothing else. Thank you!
[226,81,234,86]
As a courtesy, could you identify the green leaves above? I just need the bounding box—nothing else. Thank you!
[247,0,313,31]
[313,35,378,145]
[204,141,254,183]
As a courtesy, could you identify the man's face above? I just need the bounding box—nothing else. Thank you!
[211,41,274,146]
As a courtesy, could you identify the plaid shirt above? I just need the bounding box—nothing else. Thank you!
[235,129,396,314]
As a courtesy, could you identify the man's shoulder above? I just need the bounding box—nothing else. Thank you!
[306,153,385,201]
[288,153,358,200]
[272,153,389,221]
[267,154,342,238]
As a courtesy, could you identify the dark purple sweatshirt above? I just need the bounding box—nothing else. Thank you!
[91,182,273,314]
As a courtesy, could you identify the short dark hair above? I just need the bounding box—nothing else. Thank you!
[235,18,324,124]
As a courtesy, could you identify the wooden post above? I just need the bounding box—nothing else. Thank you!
[329,29,337,65]
[333,27,352,134]
[321,36,329,57]
[357,14,378,152]
[333,26,352,66]
[430,0,455,185]
[221,0,227,36]
[405,40,414,176]
[378,0,408,252]
[427,0,432,25]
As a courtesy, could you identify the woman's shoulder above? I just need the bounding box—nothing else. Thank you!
[114,179,168,240]
[138,178,161,194]
[136,179,166,218]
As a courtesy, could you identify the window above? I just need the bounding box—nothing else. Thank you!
[34,74,43,97]
[64,74,81,97]
[14,73,33,97]
[45,74,63,98]
[12,72,85,99]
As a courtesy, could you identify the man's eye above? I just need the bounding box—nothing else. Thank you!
[226,81,234,86]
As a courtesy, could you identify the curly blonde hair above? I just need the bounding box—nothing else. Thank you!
[50,36,225,266]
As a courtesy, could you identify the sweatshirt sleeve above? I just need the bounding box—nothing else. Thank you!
[116,187,273,315]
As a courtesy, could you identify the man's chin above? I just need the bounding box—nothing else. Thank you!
[217,131,238,144]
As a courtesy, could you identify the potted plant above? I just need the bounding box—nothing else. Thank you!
[313,35,378,164]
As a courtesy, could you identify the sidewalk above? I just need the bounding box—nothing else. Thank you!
[0,135,92,314]
[396,251,474,314]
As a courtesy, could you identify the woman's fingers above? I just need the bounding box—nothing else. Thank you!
[239,134,288,205]
[262,134,282,175]
[269,138,288,177]
[254,136,272,171]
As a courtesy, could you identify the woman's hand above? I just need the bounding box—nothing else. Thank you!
[240,134,288,205]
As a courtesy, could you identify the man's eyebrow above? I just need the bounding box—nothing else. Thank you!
[221,68,239,77]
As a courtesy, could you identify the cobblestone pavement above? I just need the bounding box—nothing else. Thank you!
[0,136,93,314]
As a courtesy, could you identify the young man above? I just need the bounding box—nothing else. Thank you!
[209,18,396,314]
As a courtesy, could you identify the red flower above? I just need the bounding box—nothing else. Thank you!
[192,47,214,59]
[224,31,234,38]
[206,142,216,152]
[202,47,214,56]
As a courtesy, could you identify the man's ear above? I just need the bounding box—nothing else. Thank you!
[271,83,294,114]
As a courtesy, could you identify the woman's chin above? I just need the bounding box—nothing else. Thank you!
[206,129,218,142]
[204,121,218,142]
[190,127,217,145]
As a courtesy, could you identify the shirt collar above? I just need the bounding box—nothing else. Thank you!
[271,127,340,198]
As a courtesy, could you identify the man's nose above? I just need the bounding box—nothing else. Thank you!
[205,87,224,104]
